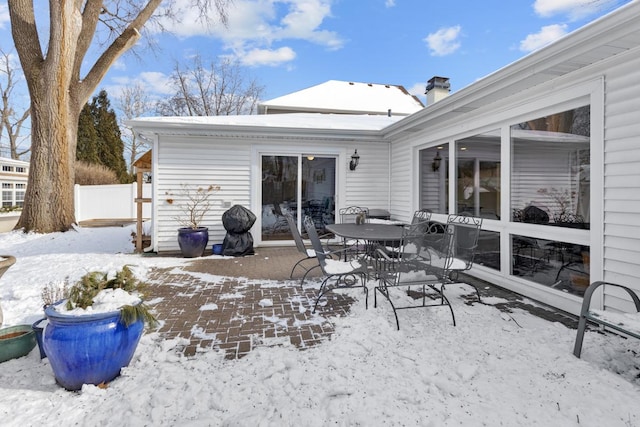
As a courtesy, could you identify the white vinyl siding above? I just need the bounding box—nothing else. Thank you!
[602,49,640,312]
[388,139,414,223]
[155,135,390,252]
[156,136,252,253]
[343,142,391,212]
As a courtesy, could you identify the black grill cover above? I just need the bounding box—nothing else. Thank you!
[221,205,256,256]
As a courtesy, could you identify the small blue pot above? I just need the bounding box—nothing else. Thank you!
[177,227,209,257]
[43,302,144,391]
[31,318,47,359]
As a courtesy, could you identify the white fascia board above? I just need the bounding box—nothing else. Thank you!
[126,121,388,143]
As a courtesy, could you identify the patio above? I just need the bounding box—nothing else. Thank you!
[144,246,579,359]
[2,225,639,426]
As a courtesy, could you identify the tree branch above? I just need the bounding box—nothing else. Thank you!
[7,0,44,78]
[72,0,103,83]
[77,0,162,105]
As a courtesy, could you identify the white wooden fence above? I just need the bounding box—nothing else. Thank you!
[74,183,151,222]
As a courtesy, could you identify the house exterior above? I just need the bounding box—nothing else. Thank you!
[0,157,29,209]
[258,80,424,116]
[128,1,640,316]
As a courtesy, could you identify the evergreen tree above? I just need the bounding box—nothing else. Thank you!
[76,90,131,183]
[76,104,99,164]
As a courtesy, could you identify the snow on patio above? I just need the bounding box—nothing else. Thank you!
[0,225,639,426]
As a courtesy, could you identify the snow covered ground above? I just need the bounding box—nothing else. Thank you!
[0,225,639,426]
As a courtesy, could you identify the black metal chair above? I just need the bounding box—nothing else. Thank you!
[285,213,322,283]
[426,214,483,302]
[374,218,456,330]
[303,216,369,313]
[372,209,433,270]
[336,206,370,259]
[339,206,369,224]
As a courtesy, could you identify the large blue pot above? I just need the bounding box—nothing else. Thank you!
[177,227,209,257]
[43,302,144,391]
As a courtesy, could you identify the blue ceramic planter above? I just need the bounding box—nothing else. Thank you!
[177,227,209,257]
[43,302,144,391]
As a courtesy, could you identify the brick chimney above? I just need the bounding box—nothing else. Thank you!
[425,76,450,105]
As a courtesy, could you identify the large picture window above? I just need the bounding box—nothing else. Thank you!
[511,106,590,229]
[510,105,591,295]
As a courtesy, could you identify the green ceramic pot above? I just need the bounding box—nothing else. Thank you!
[0,324,36,363]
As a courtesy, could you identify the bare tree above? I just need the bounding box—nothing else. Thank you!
[156,55,264,117]
[7,0,230,233]
[116,83,153,174]
[0,48,30,159]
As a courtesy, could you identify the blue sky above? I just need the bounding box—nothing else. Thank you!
[0,0,635,113]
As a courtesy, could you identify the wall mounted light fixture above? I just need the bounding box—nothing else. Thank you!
[349,149,360,171]
[432,151,442,172]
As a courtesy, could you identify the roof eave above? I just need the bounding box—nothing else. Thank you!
[126,120,388,142]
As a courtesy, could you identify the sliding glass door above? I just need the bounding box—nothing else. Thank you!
[261,154,336,241]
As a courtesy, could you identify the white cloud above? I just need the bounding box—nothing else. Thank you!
[519,24,568,52]
[385,0,396,7]
[0,3,9,29]
[153,0,343,64]
[105,71,174,102]
[533,0,619,20]
[139,71,173,91]
[407,82,426,104]
[239,46,296,66]
[424,25,462,57]
[112,59,127,71]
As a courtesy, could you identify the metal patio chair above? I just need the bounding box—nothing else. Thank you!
[424,214,483,302]
[303,216,369,313]
[339,206,369,224]
[336,206,369,259]
[285,212,322,283]
[372,209,433,270]
[374,218,456,330]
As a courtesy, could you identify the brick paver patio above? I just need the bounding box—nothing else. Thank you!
[144,246,578,360]
[146,247,359,359]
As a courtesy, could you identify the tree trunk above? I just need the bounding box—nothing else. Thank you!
[16,77,80,233]
[7,0,226,232]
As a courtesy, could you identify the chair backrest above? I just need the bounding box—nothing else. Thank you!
[303,216,330,271]
[339,206,369,224]
[443,214,483,272]
[409,209,433,233]
[391,215,482,282]
[411,209,432,224]
[389,218,444,283]
[285,212,307,255]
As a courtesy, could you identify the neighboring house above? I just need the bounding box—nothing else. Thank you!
[128,1,640,316]
[0,157,29,209]
[258,80,425,116]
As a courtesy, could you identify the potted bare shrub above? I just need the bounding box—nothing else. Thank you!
[166,184,220,257]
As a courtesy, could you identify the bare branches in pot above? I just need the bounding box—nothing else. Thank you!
[166,184,221,257]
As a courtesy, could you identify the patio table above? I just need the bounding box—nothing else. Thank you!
[326,223,405,261]
[326,223,404,242]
